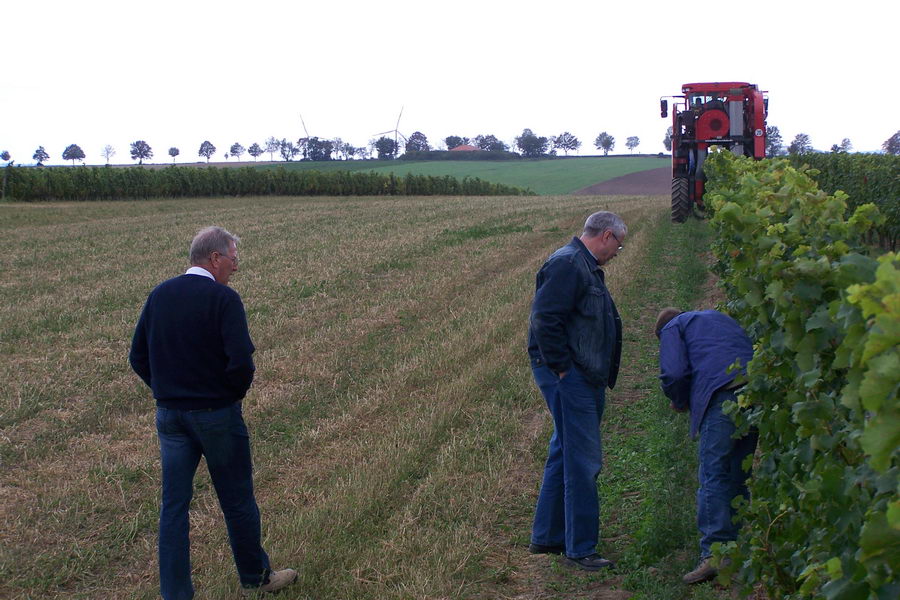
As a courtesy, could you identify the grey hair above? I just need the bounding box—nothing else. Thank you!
[189,226,239,265]
[583,211,626,238]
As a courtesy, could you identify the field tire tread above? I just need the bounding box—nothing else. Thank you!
[672,177,690,223]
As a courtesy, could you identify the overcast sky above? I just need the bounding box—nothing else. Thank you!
[3,0,898,165]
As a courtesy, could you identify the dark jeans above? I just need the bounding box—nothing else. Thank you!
[156,403,270,600]
[530,363,606,559]
[697,388,758,558]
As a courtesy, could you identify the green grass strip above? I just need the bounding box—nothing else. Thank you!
[602,215,734,599]
[505,212,735,600]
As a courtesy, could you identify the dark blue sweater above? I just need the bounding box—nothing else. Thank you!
[129,274,255,409]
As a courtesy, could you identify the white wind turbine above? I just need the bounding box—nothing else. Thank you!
[372,107,407,155]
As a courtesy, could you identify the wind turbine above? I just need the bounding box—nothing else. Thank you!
[299,114,312,159]
[372,107,407,154]
[299,114,311,139]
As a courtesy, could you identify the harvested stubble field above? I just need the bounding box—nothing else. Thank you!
[0,193,720,599]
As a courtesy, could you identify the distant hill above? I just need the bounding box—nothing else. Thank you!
[259,155,670,195]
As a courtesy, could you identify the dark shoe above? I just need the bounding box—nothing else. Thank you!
[683,558,717,584]
[528,542,566,555]
[242,568,298,596]
[565,553,615,571]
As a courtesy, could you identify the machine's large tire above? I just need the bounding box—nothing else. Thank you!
[671,177,690,223]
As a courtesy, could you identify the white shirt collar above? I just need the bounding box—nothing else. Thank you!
[185,266,215,280]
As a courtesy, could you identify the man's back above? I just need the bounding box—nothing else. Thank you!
[676,310,752,383]
[130,226,297,598]
[129,274,255,409]
[659,310,753,436]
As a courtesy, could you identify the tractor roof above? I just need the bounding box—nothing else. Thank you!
[682,82,754,93]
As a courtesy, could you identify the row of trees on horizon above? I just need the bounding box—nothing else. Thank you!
[5,129,648,167]
[5,129,900,167]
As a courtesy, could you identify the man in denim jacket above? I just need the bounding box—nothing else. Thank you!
[527,211,625,570]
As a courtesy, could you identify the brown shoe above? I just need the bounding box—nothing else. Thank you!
[682,558,717,584]
[243,569,298,596]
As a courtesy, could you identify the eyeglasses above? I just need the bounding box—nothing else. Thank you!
[213,251,239,265]
[609,231,624,251]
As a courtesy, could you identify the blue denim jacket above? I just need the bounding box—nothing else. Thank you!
[658,310,753,437]
[528,237,622,388]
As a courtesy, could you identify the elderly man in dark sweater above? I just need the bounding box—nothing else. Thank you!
[130,226,295,599]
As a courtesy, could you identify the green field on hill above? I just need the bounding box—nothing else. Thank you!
[259,156,669,195]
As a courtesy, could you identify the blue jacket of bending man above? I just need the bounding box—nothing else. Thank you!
[657,309,753,438]
[526,211,625,572]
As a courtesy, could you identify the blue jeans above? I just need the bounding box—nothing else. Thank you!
[697,389,758,558]
[530,363,605,559]
[156,403,270,600]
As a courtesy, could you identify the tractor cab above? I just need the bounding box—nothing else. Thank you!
[689,93,725,108]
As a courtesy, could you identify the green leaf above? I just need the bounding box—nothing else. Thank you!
[794,280,824,302]
[859,353,900,413]
[717,202,743,223]
[806,307,833,332]
[800,368,822,389]
[859,511,900,566]
[859,409,900,472]
[834,322,865,369]
[745,284,764,307]
[888,501,900,528]
[874,254,900,291]
[821,577,871,600]
[796,333,818,373]
[862,316,900,364]
[770,329,786,352]
[826,557,843,579]
[765,279,785,303]
[835,253,877,288]
[799,566,823,594]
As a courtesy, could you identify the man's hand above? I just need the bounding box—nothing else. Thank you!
[558,371,568,379]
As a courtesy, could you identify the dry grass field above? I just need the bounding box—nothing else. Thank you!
[0,193,723,599]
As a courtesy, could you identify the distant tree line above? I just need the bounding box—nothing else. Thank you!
[6,128,900,168]
[754,126,899,157]
[6,126,663,167]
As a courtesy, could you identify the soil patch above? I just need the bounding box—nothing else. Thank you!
[572,167,670,196]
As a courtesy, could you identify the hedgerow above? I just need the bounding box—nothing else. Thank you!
[787,153,900,250]
[703,150,899,599]
[0,165,532,201]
